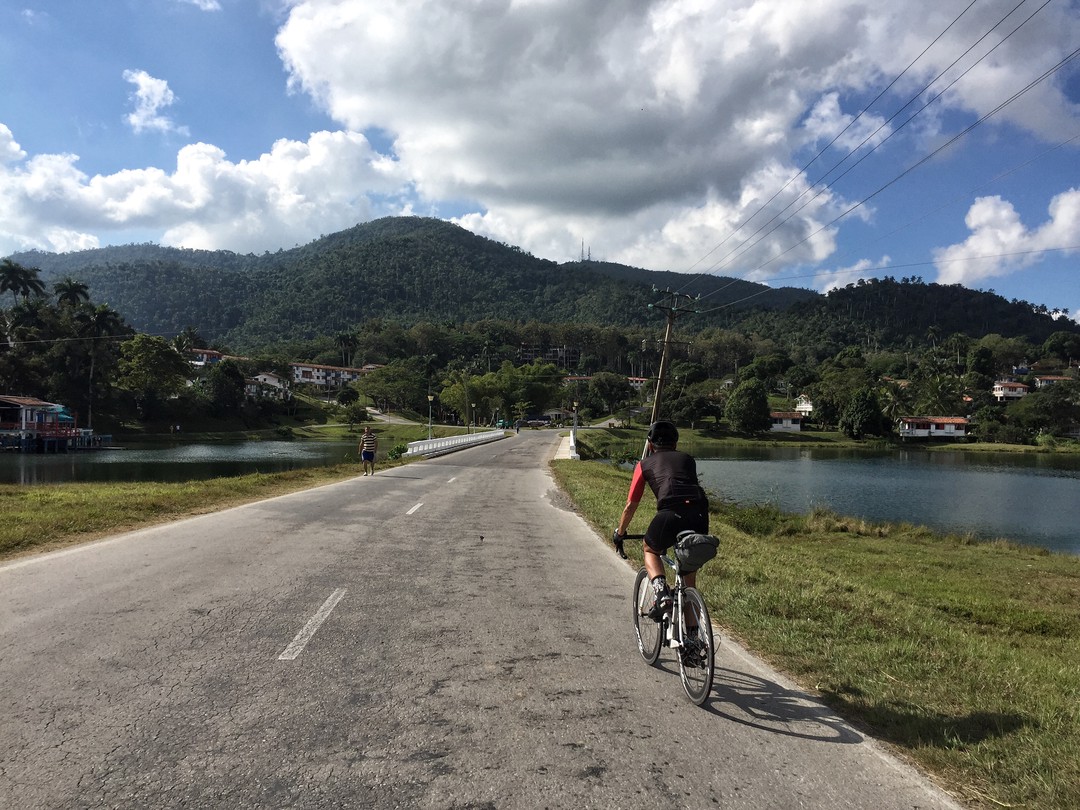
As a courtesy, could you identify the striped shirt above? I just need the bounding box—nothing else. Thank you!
[359,433,377,452]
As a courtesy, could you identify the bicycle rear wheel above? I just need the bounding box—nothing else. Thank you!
[677,587,715,705]
[633,568,663,665]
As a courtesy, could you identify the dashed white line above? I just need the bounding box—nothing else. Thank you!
[278,588,346,661]
[447,477,457,483]
[406,502,423,515]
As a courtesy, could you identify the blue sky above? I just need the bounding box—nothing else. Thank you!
[1,0,1078,322]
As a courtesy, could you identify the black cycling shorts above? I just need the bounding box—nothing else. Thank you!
[644,503,709,554]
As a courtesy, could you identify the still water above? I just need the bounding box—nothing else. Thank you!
[695,448,1079,556]
[0,441,359,486]
[3,441,1077,555]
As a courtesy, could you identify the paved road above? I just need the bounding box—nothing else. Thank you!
[1,432,962,809]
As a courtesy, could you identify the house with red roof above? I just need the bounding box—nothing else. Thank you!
[897,416,969,439]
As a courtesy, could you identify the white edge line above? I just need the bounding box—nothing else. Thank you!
[406,502,423,515]
[278,588,346,661]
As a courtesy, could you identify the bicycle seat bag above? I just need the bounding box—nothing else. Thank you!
[673,530,719,572]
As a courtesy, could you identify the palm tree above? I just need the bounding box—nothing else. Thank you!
[879,379,914,425]
[171,325,206,356]
[1,259,46,305]
[0,258,22,305]
[915,374,963,416]
[336,331,358,367]
[54,277,91,307]
[75,304,128,429]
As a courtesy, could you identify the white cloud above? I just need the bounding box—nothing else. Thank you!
[809,257,890,294]
[123,69,190,136]
[177,0,222,10]
[0,124,27,165]
[933,190,1080,286]
[4,0,1080,279]
[0,127,407,255]
[802,93,891,153]
[273,0,1080,274]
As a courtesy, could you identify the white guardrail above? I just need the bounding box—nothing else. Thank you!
[404,430,506,457]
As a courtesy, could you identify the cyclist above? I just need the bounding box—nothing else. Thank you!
[613,420,710,620]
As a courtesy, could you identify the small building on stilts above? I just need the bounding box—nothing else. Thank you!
[0,395,100,453]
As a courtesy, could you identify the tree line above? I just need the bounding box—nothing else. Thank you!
[3,252,1078,444]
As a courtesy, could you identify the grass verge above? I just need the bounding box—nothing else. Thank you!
[550,458,1080,810]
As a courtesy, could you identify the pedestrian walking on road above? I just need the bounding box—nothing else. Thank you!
[359,426,378,476]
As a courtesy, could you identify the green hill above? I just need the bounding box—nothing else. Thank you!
[9,216,1075,354]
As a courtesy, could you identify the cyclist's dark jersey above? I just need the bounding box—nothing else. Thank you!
[627,449,707,511]
[627,449,709,552]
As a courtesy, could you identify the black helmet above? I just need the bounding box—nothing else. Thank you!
[647,420,679,447]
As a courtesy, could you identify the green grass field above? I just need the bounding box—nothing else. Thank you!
[550,457,1080,810]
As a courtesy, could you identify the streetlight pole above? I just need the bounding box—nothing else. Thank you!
[471,403,477,433]
[427,394,434,440]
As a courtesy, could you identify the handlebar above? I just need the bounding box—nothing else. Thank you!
[611,530,645,559]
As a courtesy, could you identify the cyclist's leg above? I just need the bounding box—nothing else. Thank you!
[643,547,665,580]
[643,512,676,614]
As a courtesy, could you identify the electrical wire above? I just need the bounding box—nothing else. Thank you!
[670,0,1074,310]
[697,0,1058,286]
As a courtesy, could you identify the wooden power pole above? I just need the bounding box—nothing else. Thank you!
[643,288,698,458]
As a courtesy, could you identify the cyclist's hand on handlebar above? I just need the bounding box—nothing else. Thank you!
[612,530,628,559]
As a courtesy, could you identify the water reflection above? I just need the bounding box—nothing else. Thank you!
[696,448,1080,556]
[0,441,358,485]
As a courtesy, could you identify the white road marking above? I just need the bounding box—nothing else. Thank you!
[406,502,423,515]
[447,477,457,483]
[278,588,346,661]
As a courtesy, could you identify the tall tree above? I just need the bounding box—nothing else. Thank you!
[117,334,192,419]
[0,259,46,305]
[53,277,90,307]
[74,304,129,429]
[724,379,771,434]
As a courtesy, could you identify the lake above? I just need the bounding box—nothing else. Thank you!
[0,441,359,485]
[695,447,1080,556]
[3,440,1077,556]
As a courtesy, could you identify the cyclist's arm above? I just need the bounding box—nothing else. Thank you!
[615,462,647,535]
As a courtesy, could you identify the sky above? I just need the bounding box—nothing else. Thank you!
[1,0,1078,323]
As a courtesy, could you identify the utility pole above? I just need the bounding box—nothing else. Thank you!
[643,287,698,458]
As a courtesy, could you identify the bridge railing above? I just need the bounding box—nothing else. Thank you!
[404,430,506,457]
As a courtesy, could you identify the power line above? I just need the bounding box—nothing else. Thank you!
[695,244,1080,315]
[692,0,1057,293]
[671,0,1073,314]
[675,0,983,288]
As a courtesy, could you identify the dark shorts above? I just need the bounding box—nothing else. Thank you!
[644,504,709,554]
[361,450,375,462]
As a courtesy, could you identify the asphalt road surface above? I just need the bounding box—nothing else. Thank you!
[1,431,963,809]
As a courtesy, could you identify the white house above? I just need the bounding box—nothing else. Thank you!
[1034,375,1071,389]
[290,362,383,389]
[992,380,1029,402]
[770,411,803,432]
[795,395,813,417]
[245,372,290,401]
[897,416,969,439]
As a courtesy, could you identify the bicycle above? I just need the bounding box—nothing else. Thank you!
[623,533,716,705]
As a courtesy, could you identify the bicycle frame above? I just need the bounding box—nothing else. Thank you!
[625,532,715,705]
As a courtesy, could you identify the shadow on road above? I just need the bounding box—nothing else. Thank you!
[659,663,865,743]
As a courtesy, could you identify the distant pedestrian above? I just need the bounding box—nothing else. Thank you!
[358,426,378,476]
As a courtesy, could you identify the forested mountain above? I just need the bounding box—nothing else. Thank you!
[738,276,1078,364]
[10,217,814,351]
[8,216,1076,355]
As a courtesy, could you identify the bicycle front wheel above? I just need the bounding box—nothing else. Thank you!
[677,587,715,705]
[632,568,663,665]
